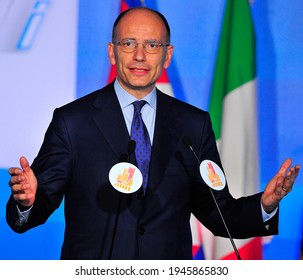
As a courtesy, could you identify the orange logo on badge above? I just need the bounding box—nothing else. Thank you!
[114,167,135,192]
[206,162,224,188]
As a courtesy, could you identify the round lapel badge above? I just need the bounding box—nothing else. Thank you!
[109,162,143,194]
[199,160,226,191]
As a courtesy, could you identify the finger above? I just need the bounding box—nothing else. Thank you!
[11,183,31,192]
[8,167,22,176]
[292,164,301,175]
[9,176,21,187]
[10,183,21,192]
[288,165,300,175]
[283,165,300,190]
[9,173,26,185]
[286,165,300,182]
[13,192,34,202]
[12,183,33,195]
[277,158,292,177]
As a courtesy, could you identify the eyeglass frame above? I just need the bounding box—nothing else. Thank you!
[112,38,170,54]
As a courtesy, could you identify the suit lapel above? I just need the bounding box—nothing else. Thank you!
[147,91,183,193]
[92,83,130,160]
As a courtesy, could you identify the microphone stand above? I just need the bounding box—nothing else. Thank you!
[108,140,136,260]
[108,194,122,260]
[183,136,241,260]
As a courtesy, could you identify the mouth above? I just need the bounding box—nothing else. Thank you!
[129,67,149,75]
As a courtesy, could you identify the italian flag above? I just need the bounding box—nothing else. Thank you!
[207,0,262,259]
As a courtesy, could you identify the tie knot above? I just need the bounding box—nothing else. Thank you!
[133,100,147,113]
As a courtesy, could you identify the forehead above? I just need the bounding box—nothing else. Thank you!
[116,10,166,40]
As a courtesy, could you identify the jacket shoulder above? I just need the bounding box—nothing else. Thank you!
[58,82,115,114]
[156,89,209,118]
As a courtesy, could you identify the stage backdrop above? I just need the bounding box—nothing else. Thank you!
[0,0,302,259]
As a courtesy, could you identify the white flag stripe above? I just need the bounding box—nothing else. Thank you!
[218,79,258,198]
[156,82,174,97]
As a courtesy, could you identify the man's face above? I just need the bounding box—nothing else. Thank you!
[108,10,173,98]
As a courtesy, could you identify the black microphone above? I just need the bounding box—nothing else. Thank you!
[183,136,241,260]
[127,140,136,162]
[108,140,136,260]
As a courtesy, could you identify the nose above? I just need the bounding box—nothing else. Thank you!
[133,43,146,61]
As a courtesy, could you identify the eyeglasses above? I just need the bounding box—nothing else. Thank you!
[113,39,170,54]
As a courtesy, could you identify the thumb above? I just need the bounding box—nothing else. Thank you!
[19,156,30,172]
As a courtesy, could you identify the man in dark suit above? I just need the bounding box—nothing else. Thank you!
[7,7,300,259]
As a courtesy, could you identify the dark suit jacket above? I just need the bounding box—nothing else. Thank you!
[6,81,278,259]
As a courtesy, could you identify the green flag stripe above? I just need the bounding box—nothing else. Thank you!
[209,0,256,139]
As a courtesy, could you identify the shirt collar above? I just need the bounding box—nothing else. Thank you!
[114,79,157,110]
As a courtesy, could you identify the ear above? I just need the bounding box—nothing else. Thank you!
[108,43,116,66]
[163,45,174,69]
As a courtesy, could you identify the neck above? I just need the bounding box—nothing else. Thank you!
[116,79,155,99]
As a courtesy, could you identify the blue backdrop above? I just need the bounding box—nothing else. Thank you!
[0,0,302,259]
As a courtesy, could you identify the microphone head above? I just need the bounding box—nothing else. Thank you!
[128,140,136,154]
[182,136,192,148]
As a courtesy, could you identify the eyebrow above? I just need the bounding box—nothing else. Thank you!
[121,38,160,42]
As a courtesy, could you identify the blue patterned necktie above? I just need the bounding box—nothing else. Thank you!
[130,100,151,192]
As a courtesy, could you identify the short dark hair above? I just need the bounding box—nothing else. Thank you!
[112,7,171,43]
